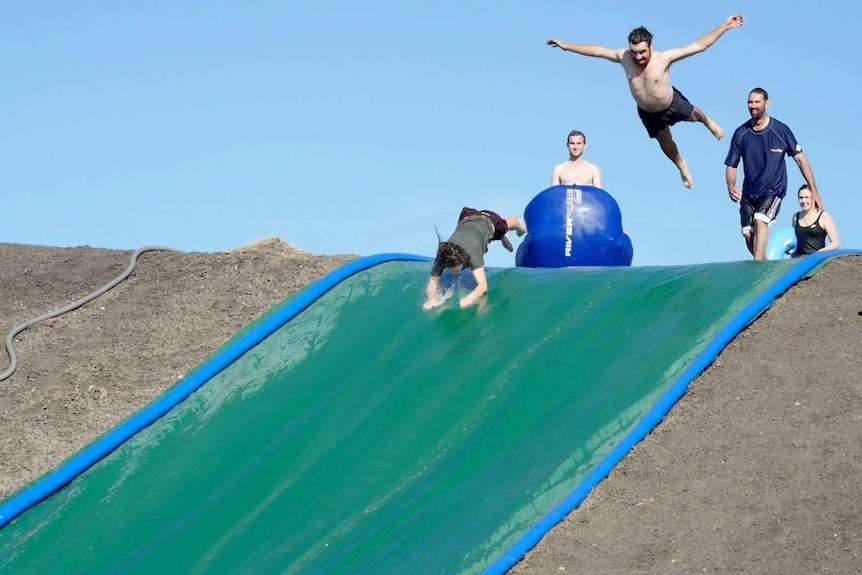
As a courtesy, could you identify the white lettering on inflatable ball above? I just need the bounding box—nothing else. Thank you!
[564,188,582,257]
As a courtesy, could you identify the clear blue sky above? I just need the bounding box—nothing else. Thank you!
[3,1,859,267]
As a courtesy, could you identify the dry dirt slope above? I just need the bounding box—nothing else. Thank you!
[1,242,860,574]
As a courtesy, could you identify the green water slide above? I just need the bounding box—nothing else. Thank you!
[0,254,848,574]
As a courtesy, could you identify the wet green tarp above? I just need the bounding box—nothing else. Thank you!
[0,259,798,574]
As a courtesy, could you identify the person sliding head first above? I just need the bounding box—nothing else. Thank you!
[547,14,744,189]
[423,208,526,310]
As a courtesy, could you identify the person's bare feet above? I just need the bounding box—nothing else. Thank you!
[516,218,527,236]
[706,117,724,140]
[679,160,693,189]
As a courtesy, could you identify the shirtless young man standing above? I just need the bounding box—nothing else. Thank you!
[547,15,744,189]
[551,130,602,187]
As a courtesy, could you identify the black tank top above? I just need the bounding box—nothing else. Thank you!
[793,211,826,256]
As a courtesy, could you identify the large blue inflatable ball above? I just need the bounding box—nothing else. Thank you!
[765,226,797,260]
[515,185,633,268]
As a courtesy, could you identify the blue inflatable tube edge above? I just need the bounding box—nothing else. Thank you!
[0,253,431,529]
[482,249,862,575]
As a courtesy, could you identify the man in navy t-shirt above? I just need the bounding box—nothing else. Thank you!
[724,87,822,260]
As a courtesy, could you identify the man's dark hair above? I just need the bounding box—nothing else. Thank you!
[628,26,653,46]
[750,87,769,100]
[567,130,586,143]
[435,242,470,269]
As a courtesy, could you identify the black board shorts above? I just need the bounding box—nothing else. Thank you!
[637,87,695,138]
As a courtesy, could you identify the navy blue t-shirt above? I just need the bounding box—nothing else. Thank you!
[724,117,802,200]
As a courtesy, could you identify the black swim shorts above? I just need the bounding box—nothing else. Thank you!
[637,87,695,138]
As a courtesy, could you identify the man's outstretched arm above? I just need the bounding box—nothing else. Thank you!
[725,165,742,202]
[459,268,488,308]
[793,152,823,210]
[664,14,744,63]
[546,39,624,63]
[423,275,441,310]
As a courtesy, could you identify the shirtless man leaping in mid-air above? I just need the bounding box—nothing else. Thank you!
[551,130,602,187]
[548,14,743,189]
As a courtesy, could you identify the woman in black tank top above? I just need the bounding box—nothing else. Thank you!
[792,184,840,257]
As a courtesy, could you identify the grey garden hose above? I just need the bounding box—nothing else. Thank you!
[1,246,182,383]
